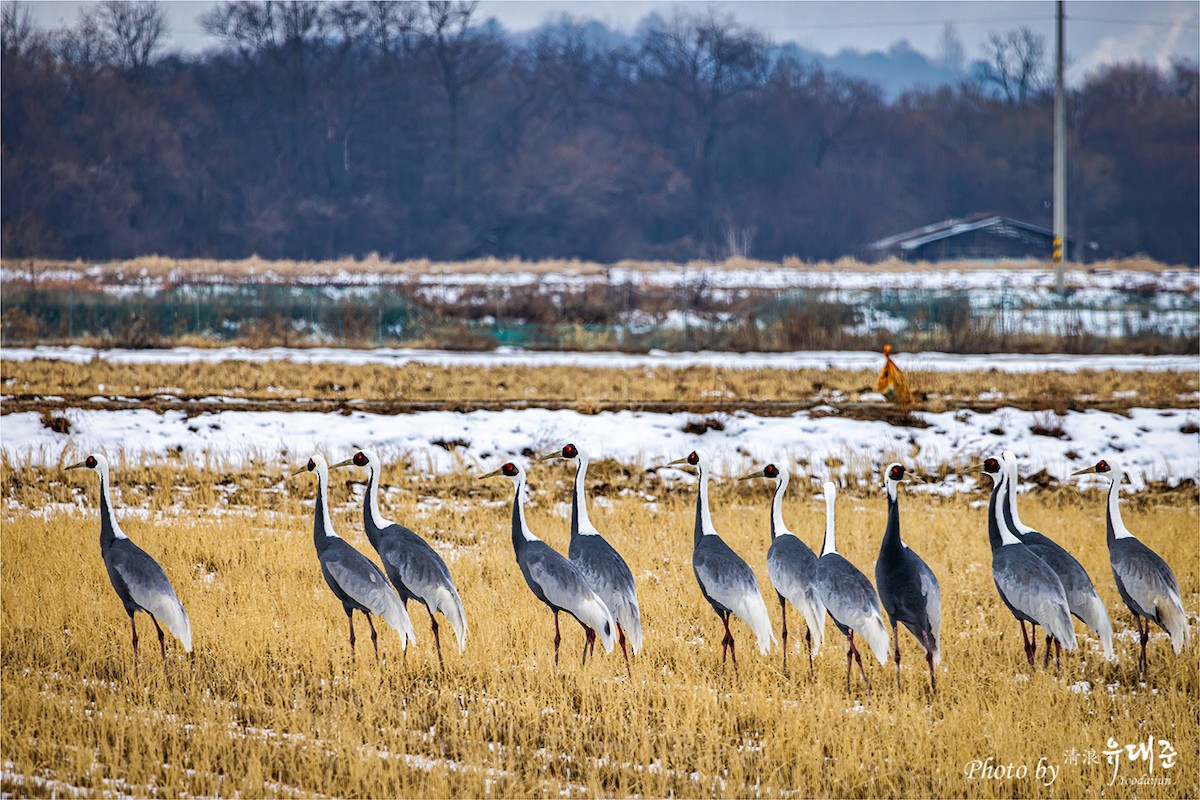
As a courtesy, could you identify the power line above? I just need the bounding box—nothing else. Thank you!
[1069,16,1200,29]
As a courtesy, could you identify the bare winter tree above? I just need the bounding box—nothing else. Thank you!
[86,0,168,75]
[1,1,36,55]
[980,27,1047,103]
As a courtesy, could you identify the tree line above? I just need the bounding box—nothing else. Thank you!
[2,1,1197,264]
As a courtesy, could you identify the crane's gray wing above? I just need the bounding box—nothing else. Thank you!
[767,536,818,607]
[321,544,415,644]
[993,547,1075,648]
[1111,538,1186,633]
[107,541,192,651]
[694,538,775,652]
[527,548,614,643]
[378,532,456,604]
[916,557,941,661]
[571,536,642,652]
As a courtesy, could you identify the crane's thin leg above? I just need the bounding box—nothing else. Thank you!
[844,633,853,694]
[429,611,444,671]
[1137,616,1149,676]
[150,615,168,677]
[893,620,902,690]
[617,625,631,679]
[721,612,738,678]
[582,625,595,667]
[851,636,869,688]
[346,609,356,656]
[921,628,936,693]
[1043,633,1052,669]
[1054,637,1062,670]
[779,598,789,677]
[805,626,813,675]
[1030,624,1039,664]
[1019,621,1034,666]
[366,615,380,661]
[589,630,597,661]
[130,618,139,681]
[553,611,561,666]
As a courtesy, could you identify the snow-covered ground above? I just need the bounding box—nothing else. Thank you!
[5,405,1196,489]
[4,345,1197,373]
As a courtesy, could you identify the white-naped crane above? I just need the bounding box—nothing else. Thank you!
[538,443,642,678]
[330,450,467,667]
[874,463,941,692]
[738,462,825,675]
[667,450,774,675]
[813,481,891,692]
[1072,459,1189,675]
[292,455,415,658]
[1003,450,1114,662]
[966,457,1075,668]
[67,454,192,676]
[481,460,615,666]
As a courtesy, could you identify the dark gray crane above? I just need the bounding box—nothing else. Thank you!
[667,449,774,675]
[539,443,642,677]
[1073,458,1189,675]
[874,463,941,692]
[1002,450,1114,662]
[813,481,891,692]
[481,460,615,665]
[67,453,192,676]
[292,455,415,658]
[738,463,825,675]
[331,450,467,667]
[966,457,1075,668]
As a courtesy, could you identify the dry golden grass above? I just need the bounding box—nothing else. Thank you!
[4,358,1195,415]
[2,254,1189,283]
[2,455,1197,798]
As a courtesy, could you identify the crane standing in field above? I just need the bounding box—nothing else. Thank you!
[331,450,467,667]
[813,481,891,692]
[667,450,774,675]
[1002,451,1113,663]
[738,463,825,675]
[481,460,615,666]
[292,455,415,659]
[67,453,192,676]
[539,443,642,677]
[873,463,941,692]
[967,457,1075,668]
[1072,459,1190,675]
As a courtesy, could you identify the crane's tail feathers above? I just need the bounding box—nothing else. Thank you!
[151,597,192,653]
[437,585,468,652]
[929,633,941,666]
[617,602,644,655]
[797,595,826,657]
[382,598,417,649]
[1049,611,1078,651]
[1081,593,1115,660]
[582,593,616,654]
[739,593,776,655]
[861,613,891,665]
[1158,595,1190,655]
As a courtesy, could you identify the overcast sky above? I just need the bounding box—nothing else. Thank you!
[21,1,1200,81]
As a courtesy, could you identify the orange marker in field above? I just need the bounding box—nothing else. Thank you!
[876,345,914,405]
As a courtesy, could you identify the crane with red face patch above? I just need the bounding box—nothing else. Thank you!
[330,449,467,668]
[66,453,192,677]
[481,460,616,667]
[292,455,416,659]
[873,463,941,693]
[538,443,642,677]
[1072,459,1189,676]
[739,462,825,676]
[667,449,775,676]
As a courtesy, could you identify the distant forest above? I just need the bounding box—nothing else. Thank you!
[2,1,1197,264]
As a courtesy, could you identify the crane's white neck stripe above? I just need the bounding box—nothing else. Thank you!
[993,473,1021,547]
[820,489,837,556]
[515,479,539,542]
[771,472,792,538]
[366,463,394,530]
[316,467,339,539]
[99,468,128,539]
[1107,474,1134,539]
[697,467,718,537]
[574,457,598,535]
[1005,460,1034,535]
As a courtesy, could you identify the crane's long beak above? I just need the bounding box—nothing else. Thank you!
[1071,465,1098,476]
[479,468,504,480]
[536,451,562,462]
[290,465,309,476]
[961,463,985,474]
[737,469,763,481]
[65,461,86,470]
[903,473,926,484]
[329,458,355,469]
[667,457,688,466]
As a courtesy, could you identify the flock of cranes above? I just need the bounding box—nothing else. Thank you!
[66,446,1189,691]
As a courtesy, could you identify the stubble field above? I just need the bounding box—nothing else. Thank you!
[2,447,1197,797]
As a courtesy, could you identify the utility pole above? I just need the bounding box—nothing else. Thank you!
[1053,0,1067,293]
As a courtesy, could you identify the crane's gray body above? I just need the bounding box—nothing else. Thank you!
[874,493,941,663]
[816,552,883,640]
[566,456,642,653]
[767,535,823,629]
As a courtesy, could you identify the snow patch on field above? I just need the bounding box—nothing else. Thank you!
[3,405,1196,489]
